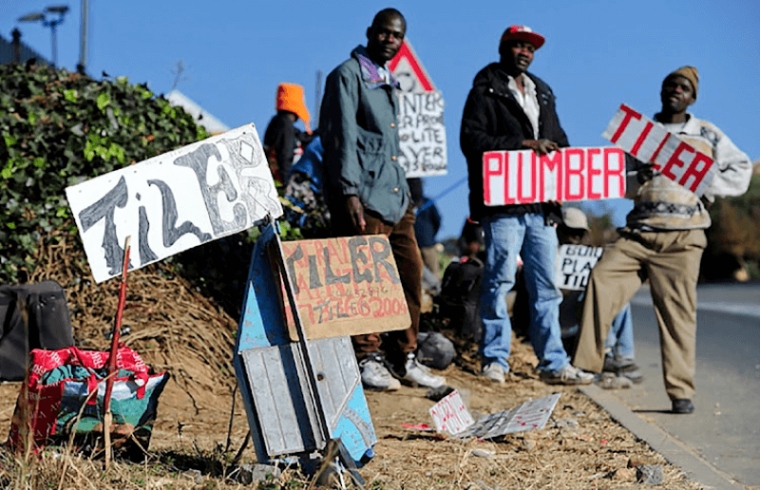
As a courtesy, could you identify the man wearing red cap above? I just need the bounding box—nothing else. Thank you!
[263,83,313,184]
[573,67,752,414]
[461,26,594,385]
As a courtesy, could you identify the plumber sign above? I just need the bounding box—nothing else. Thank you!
[66,124,282,283]
[482,147,626,205]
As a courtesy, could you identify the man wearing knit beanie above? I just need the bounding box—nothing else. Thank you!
[573,66,752,414]
[263,83,313,184]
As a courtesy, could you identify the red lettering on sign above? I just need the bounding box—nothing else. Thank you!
[679,151,713,192]
[517,152,536,204]
[564,148,585,201]
[630,121,654,157]
[604,148,626,198]
[586,148,602,199]
[539,151,563,201]
[661,142,694,181]
[483,152,502,205]
[610,105,642,143]
[649,133,671,169]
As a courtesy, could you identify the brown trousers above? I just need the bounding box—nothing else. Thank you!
[331,206,422,368]
[573,229,706,401]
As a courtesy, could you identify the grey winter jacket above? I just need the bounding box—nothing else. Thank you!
[320,46,409,225]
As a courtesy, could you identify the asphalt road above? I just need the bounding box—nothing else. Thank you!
[610,283,760,488]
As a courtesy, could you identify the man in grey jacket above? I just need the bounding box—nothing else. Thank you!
[320,8,445,391]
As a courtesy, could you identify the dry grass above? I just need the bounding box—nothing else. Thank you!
[0,230,704,489]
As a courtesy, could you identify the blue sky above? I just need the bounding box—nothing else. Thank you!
[2,0,758,240]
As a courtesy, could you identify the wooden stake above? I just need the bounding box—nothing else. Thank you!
[104,236,131,469]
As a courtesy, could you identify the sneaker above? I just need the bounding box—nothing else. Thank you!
[595,372,632,390]
[603,354,638,373]
[482,363,507,383]
[622,369,644,384]
[671,398,694,414]
[539,365,595,385]
[402,354,446,389]
[359,354,401,391]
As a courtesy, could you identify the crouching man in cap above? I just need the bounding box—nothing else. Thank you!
[573,67,752,413]
[460,25,594,385]
[319,8,446,391]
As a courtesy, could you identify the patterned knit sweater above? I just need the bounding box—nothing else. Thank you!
[626,114,751,230]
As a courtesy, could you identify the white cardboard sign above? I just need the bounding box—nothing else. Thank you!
[556,244,604,291]
[429,390,475,436]
[483,147,626,206]
[602,104,717,196]
[66,124,282,283]
[397,91,447,178]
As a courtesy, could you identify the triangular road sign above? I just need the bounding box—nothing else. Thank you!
[389,39,435,93]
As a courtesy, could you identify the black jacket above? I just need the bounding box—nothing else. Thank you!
[460,63,569,220]
[263,111,311,183]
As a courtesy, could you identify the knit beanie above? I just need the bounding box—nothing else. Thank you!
[276,83,311,132]
[664,66,699,100]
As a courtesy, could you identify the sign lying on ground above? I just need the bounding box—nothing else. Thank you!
[277,236,411,340]
[66,124,282,283]
[556,244,604,291]
[429,390,475,436]
[602,104,717,196]
[458,393,561,440]
[482,147,626,206]
[390,39,447,179]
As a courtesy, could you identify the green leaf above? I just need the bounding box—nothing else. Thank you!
[64,89,77,103]
[33,157,45,168]
[97,92,111,111]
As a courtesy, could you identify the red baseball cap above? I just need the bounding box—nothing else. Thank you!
[500,25,545,50]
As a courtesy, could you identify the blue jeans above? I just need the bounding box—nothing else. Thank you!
[480,213,568,372]
[605,302,635,359]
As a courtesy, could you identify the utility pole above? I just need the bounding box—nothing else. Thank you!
[77,0,88,74]
[314,70,323,129]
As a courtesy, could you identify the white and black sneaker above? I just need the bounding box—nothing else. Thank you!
[539,364,595,385]
[402,353,446,388]
[359,353,401,391]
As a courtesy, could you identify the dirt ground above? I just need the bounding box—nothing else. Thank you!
[0,233,703,489]
[1,338,703,490]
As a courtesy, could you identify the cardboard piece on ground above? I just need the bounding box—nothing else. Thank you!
[429,390,475,436]
[66,124,281,283]
[482,147,626,205]
[602,104,717,196]
[556,244,604,291]
[276,236,411,341]
[458,393,561,440]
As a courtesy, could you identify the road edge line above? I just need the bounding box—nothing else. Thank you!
[579,384,742,490]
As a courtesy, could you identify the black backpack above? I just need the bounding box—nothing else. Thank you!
[435,257,484,342]
[0,281,75,381]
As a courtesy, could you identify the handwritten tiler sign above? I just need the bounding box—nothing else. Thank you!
[482,147,626,205]
[278,236,411,340]
[66,124,282,283]
[602,104,717,196]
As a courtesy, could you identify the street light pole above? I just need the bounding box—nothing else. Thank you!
[18,5,69,68]
[77,0,88,74]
